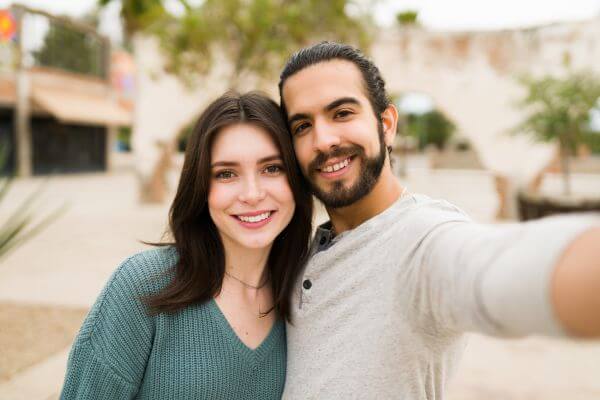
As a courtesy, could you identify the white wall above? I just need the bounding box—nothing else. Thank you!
[373,17,600,185]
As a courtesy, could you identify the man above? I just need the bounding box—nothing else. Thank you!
[277,42,600,399]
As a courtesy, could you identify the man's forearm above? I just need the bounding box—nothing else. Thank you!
[552,227,600,337]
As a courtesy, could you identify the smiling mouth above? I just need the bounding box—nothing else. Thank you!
[231,210,276,227]
[317,156,354,174]
[237,212,271,223]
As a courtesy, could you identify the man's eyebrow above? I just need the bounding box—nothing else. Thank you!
[211,155,281,168]
[288,113,310,126]
[287,97,361,126]
[324,97,361,112]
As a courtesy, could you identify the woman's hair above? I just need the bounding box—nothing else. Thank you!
[144,91,313,321]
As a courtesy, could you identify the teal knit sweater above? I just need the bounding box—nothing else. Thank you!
[60,247,286,400]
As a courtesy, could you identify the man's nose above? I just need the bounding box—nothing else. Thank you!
[312,120,341,153]
[238,175,266,205]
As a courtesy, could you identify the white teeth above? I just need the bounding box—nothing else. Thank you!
[322,158,350,173]
[238,212,271,223]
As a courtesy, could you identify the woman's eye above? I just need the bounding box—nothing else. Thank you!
[264,164,284,175]
[215,170,235,180]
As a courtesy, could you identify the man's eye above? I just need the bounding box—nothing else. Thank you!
[293,122,311,136]
[215,170,235,180]
[264,164,284,175]
[335,109,353,119]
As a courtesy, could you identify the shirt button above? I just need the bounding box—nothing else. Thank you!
[319,236,327,245]
[303,279,312,290]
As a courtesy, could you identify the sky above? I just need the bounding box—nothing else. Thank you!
[1,0,599,41]
[373,0,600,30]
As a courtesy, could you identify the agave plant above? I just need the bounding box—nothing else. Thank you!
[0,143,65,261]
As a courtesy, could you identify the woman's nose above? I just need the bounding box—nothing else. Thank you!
[238,176,266,204]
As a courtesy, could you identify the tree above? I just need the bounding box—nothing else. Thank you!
[99,0,374,87]
[396,10,418,27]
[99,0,165,36]
[33,20,105,78]
[515,72,600,196]
[404,110,455,151]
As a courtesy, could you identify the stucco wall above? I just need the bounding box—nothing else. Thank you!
[373,18,600,183]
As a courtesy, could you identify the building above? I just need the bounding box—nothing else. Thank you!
[0,5,131,176]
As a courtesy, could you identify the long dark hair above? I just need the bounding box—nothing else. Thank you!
[145,91,313,321]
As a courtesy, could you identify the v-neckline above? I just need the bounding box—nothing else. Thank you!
[209,298,282,364]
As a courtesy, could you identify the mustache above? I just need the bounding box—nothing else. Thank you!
[308,145,364,172]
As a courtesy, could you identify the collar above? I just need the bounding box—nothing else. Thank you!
[313,221,335,253]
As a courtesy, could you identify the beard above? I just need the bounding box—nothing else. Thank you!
[306,123,387,209]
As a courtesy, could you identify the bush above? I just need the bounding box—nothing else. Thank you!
[404,110,456,151]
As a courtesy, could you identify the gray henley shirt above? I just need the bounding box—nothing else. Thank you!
[283,193,599,399]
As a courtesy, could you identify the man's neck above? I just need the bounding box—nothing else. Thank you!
[326,165,403,234]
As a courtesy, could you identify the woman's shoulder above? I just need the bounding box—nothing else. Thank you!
[76,246,179,341]
[112,246,179,293]
[67,248,177,386]
[120,245,179,271]
[84,246,178,320]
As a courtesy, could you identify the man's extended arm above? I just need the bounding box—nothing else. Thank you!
[552,227,600,337]
[418,211,600,338]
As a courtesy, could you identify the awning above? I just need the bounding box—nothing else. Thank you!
[31,86,132,126]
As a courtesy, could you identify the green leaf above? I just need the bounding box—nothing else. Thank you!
[0,142,66,262]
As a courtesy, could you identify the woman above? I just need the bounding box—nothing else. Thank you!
[61,92,313,399]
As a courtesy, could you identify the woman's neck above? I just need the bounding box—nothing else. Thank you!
[221,239,272,289]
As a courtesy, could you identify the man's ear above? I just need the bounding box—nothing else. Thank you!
[380,104,398,148]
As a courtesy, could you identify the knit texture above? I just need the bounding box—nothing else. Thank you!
[60,247,286,400]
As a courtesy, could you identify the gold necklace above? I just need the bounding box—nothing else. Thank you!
[224,270,270,290]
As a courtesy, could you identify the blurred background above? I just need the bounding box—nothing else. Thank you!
[1,0,600,399]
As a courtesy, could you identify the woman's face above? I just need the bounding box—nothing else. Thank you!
[208,123,296,252]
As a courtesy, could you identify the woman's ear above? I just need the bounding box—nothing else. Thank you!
[380,104,399,148]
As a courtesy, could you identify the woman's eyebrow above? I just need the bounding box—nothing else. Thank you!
[258,155,283,163]
[211,155,281,168]
[211,161,238,168]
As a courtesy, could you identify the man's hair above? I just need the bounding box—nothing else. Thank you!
[278,41,391,120]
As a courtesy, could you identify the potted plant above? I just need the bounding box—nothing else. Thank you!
[514,71,600,220]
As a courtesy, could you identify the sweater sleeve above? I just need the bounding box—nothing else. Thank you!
[61,254,157,399]
[417,212,600,338]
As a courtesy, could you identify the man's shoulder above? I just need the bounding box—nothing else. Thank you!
[408,193,470,217]
[385,193,472,232]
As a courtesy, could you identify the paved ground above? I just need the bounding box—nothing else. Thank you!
[1,154,599,399]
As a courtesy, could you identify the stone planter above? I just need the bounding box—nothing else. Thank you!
[517,191,600,221]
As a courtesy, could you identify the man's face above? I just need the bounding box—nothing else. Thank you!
[282,60,391,208]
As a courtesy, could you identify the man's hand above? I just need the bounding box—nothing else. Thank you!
[552,227,600,337]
